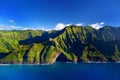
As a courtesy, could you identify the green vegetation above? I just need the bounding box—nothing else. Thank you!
[0,26,120,64]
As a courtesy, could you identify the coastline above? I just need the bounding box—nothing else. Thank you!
[0,61,120,66]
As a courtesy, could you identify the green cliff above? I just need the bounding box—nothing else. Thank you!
[0,25,120,64]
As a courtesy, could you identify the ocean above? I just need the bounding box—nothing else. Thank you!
[0,62,120,80]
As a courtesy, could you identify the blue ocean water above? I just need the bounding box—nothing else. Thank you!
[0,62,120,80]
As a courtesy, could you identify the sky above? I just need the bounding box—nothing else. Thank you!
[0,0,120,30]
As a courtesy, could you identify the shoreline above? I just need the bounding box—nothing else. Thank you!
[0,61,120,66]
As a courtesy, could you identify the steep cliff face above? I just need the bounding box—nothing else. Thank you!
[0,26,120,64]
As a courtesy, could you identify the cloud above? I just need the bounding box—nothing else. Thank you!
[65,23,72,26]
[0,22,104,31]
[54,23,83,30]
[23,23,83,31]
[0,19,22,30]
[0,24,51,31]
[90,22,105,29]
[23,27,51,31]
[75,23,83,26]
[100,22,104,25]
[54,23,66,30]
[0,24,23,30]
[8,19,14,23]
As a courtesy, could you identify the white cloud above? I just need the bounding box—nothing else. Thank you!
[90,22,105,29]
[54,23,66,30]
[65,23,72,26]
[0,22,104,31]
[54,23,84,30]
[8,19,14,23]
[0,24,23,30]
[23,27,51,31]
[75,23,83,26]
[0,24,51,31]
[100,22,104,25]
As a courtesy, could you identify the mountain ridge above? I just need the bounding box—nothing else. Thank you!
[0,25,120,64]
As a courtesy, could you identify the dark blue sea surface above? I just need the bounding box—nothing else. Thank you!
[0,62,120,80]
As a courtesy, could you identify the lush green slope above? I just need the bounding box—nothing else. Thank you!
[0,30,44,53]
[0,26,120,64]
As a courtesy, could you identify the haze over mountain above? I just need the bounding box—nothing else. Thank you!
[0,25,120,64]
